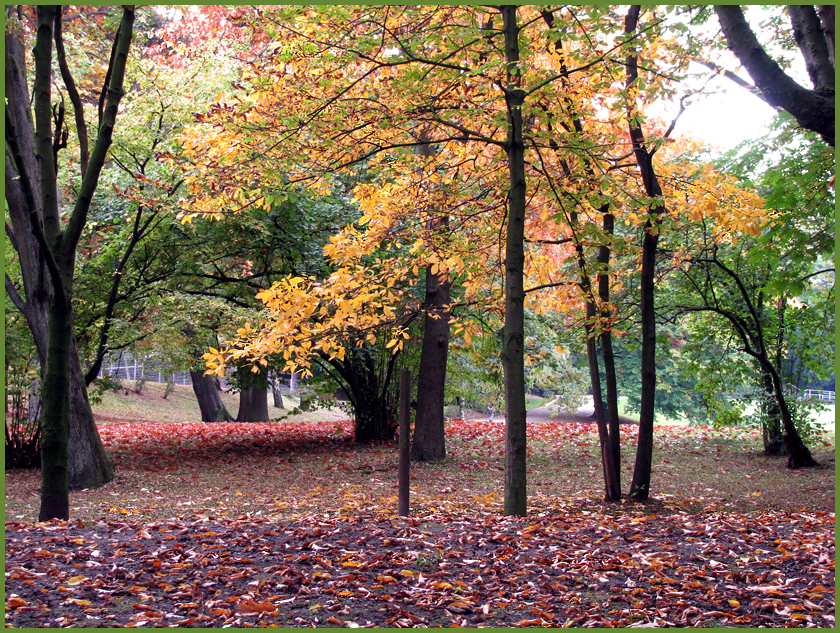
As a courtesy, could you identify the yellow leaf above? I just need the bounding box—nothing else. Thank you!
[68,598,93,607]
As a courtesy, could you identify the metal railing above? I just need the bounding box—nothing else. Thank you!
[801,389,835,402]
[98,351,192,386]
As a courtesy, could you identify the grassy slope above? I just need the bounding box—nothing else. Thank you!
[92,380,347,424]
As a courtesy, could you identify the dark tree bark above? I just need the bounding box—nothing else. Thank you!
[183,326,234,421]
[758,293,784,455]
[760,370,784,455]
[765,360,817,468]
[714,5,834,146]
[816,6,835,66]
[190,370,234,422]
[5,6,117,493]
[410,264,451,462]
[39,278,73,521]
[67,341,113,488]
[625,6,664,502]
[6,6,134,519]
[571,204,622,502]
[236,385,270,422]
[595,213,622,500]
[680,252,818,469]
[410,135,451,463]
[539,8,622,502]
[270,372,285,409]
[501,5,528,517]
[398,370,411,517]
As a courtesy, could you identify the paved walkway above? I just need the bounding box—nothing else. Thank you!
[474,397,638,425]
[526,396,595,422]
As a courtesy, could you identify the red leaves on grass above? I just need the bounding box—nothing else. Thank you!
[97,420,355,470]
[99,420,355,452]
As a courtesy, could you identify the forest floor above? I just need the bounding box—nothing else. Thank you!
[5,382,836,627]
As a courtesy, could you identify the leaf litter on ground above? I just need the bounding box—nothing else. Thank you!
[5,416,836,627]
[5,509,834,628]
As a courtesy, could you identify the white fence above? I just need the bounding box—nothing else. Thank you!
[99,351,193,386]
[802,389,835,402]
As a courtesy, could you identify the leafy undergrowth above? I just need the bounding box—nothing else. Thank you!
[5,418,836,627]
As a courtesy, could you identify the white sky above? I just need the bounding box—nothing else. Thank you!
[671,82,779,153]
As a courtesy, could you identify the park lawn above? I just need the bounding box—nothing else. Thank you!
[5,383,836,628]
[5,382,835,522]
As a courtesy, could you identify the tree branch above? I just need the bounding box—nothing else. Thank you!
[714,5,834,146]
[54,5,89,178]
[5,273,28,315]
[64,6,135,256]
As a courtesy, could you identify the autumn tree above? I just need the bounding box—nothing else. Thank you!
[193,4,592,515]
[622,5,673,501]
[64,20,252,423]
[671,239,820,468]
[5,5,135,519]
[191,5,787,512]
[410,133,451,462]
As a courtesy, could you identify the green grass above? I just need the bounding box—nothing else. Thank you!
[813,403,835,430]
[91,379,347,424]
[525,394,547,411]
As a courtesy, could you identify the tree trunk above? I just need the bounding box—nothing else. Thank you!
[351,382,397,442]
[574,206,622,501]
[584,305,622,502]
[541,9,622,502]
[410,264,451,462]
[5,6,115,493]
[630,220,660,502]
[32,4,134,519]
[625,6,664,502]
[597,212,622,501]
[67,342,114,489]
[398,370,411,517]
[39,290,72,521]
[501,5,528,517]
[761,370,784,455]
[321,348,398,443]
[760,356,818,468]
[271,373,285,409]
[190,370,234,422]
[714,5,834,146]
[410,131,450,462]
[236,385,270,422]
